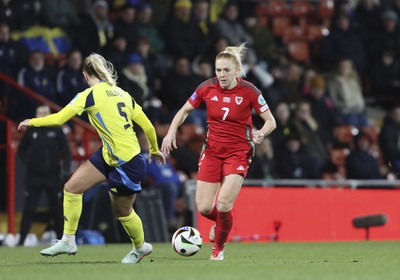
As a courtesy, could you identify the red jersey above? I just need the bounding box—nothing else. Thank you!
[188,77,269,157]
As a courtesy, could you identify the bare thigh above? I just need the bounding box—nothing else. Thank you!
[195,180,220,214]
[217,174,244,212]
[65,160,107,194]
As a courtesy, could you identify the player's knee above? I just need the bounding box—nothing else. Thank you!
[216,200,233,212]
[197,204,213,216]
[64,180,81,194]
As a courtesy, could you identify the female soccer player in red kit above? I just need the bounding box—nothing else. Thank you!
[161,43,276,260]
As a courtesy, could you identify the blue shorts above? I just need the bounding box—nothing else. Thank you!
[89,148,146,196]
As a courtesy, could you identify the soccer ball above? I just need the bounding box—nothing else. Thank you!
[171,226,202,257]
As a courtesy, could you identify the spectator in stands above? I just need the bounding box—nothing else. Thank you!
[215,1,253,48]
[292,100,329,178]
[112,4,139,52]
[270,102,292,157]
[276,132,316,179]
[101,34,129,75]
[305,74,336,146]
[284,62,304,106]
[135,37,166,91]
[215,1,258,65]
[320,13,366,75]
[346,131,383,179]
[264,62,291,112]
[0,0,19,30]
[159,56,205,127]
[56,49,86,107]
[369,10,400,64]
[17,105,71,246]
[300,67,317,96]
[75,0,114,57]
[0,23,28,75]
[370,49,400,107]
[327,58,369,127]
[390,0,400,19]
[352,0,382,50]
[247,136,275,179]
[135,2,165,54]
[164,0,209,60]
[0,23,28,114]
[379,104,400,174]
[119,52,150,107]
[39,0,80,38]
[192,0,218,56]
[11,51,55,120]
[242,7,278,68]
[192,56,213,80]
[9,0,42,31]
[145,0,172,27]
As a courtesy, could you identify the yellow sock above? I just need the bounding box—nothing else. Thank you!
[63,190,83,235]
[118,210,144,248]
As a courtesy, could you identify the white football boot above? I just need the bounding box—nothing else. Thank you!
[209,248,224,261]
[40,240,77,257]
[121,242,153,264]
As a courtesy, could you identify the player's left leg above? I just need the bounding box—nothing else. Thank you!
[110,193,152,264]
[108,153,151,264]
[210,174,244,261]
[40,160,106,257]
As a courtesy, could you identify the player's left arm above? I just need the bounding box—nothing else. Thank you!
[18,106,77,131]
[253,110,276,144]
[247,85,277,144]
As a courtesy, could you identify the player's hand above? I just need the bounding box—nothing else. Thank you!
[18,119,30,131]
[149,151,166,166]
[161,134,177,154]
[252,130,264,145]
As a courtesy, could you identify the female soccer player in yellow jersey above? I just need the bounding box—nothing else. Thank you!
[18,53,166,264]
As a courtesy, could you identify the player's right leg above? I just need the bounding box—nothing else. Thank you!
[195,154,222,243]
[41,159,106,257]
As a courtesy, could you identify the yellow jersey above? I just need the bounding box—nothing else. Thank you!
[30,82,159,166]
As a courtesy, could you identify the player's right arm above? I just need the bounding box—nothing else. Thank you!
[18,106,77,131]
[161,101,195,154]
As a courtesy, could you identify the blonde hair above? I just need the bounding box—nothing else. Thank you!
[216,42,247,76]
[83,53,117,86]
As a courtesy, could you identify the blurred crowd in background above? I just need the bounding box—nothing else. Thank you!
[2,0,400,232]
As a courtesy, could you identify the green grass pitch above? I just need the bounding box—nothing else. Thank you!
[1,242,400,280]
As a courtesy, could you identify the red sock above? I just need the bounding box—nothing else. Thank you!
[201,204,217,221]
[214,210,232,251]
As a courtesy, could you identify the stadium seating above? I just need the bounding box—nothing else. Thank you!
[287,40,310,63]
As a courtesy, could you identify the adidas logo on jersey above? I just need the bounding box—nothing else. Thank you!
[211,96,219,101]
[236,166,245,171]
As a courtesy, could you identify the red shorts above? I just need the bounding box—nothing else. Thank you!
[197,152,251,183]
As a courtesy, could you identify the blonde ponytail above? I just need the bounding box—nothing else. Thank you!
[83,53,118,86]
[216,42,247,76]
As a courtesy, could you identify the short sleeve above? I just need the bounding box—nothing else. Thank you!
[188,89,203,108]
[250,89,269,115]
